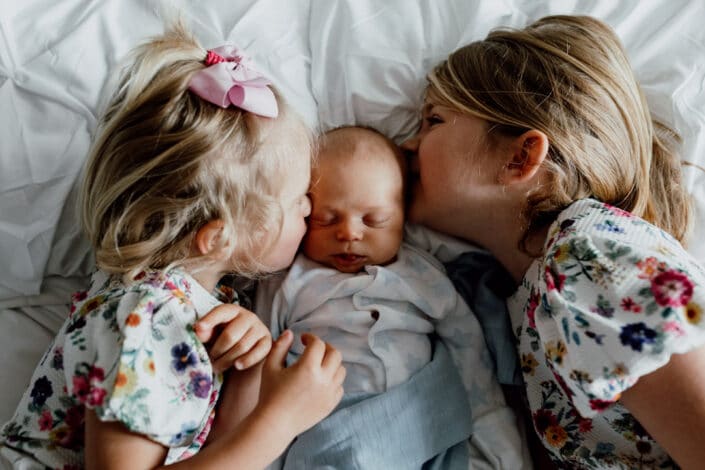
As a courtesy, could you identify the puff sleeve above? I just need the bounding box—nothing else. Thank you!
[62,285,216,447]
[535,213,705,418]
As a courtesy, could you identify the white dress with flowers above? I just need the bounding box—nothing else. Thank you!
[507,199,705,469]
[0,268,233,468]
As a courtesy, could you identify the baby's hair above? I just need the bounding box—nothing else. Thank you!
[80,23,314,278]
[427,15,691,251]
[318,126,406,203]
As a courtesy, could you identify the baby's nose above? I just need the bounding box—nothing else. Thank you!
[336,220,363,241]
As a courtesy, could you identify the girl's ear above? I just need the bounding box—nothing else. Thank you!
[194,220,225,256]
[500,129,549,184]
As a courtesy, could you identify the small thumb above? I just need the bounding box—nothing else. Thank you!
[265,330,293,371]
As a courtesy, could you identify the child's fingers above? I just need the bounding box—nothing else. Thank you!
[333,364,346,387]
[212,326,262,369]
[208,314,252,360]
[321,343,342,373]
[265,330,294,372]
[299,333,326,366]
[233,336,272,370]
[194,304,241,342]
[210,327,266,373]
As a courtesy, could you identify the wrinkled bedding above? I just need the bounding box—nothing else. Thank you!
[1,0,704,466]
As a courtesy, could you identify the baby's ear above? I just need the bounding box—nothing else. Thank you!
[500,129,549,184]
[194,219,225,255]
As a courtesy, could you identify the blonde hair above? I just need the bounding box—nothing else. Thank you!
[427,15,691,251]
[80,24,313,278]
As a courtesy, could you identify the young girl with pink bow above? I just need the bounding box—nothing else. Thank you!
[0,25,345,469]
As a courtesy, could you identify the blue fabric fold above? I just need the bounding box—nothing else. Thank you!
[282,340,472,469]
[444,251,523,386]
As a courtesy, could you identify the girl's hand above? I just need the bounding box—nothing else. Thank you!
[258,331,345,436]
[195,304,272,374]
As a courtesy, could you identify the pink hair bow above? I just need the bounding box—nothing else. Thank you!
[188,45,278,118]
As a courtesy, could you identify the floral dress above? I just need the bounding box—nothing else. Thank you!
[507,199,705,469]
[0,268,236,468]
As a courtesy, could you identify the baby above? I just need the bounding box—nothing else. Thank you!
[254,126,492,468]
[272,126,464,393]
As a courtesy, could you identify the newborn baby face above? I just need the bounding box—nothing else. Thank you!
[303,134,405,273]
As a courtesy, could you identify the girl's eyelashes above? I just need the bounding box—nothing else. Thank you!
[425,114,443,126]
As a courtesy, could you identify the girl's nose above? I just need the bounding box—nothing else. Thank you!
[336,219,363,241]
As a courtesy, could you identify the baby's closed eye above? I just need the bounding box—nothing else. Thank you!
[363,215,391,227]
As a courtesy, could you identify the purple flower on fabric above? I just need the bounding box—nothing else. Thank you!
[172,343,197,372]
[619,322,657,352]
[189,371,212,399]
[30,376,53,407]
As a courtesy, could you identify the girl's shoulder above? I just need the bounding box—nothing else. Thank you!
[542,198,702,278]
[72,267,198,314]
[517,198,705,420]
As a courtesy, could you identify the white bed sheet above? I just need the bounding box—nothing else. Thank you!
[1,0,704,459]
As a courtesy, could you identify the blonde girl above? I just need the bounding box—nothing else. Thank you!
[402,15,705,469]
[0,25,344,469]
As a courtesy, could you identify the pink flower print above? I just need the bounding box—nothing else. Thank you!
[620,297,642,313]
[527,290,540,329]
[636,257,666,280]
[550,368,574,398]
[589,398,616,411]
[88,366,105,383]
[86,387,107,407]
[72,366,106,406]
[545,266,566,292]
[604,203,633,218]
[72,375,90,403]
[209,387,219,405]
[578,418,593,433]
[651,270,694,307]
[71,290,88,303]
[662,321,686,337]
[38,410,53,431]
[64,405,84,429]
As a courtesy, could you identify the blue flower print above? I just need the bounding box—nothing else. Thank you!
[171,342,197,373]
[619,322,657,352]
[595,220,625,234]
[189,371,212,399]
[30,376,53,408]
[169,421,198,445]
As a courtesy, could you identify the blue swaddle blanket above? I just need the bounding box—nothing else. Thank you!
[445,251,522,386]
[281,340,472,469]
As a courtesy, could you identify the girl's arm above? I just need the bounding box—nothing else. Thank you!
[85,330,345,470]
[207,362,263,442]
[620,343,705,470]
[84,400,292,470]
